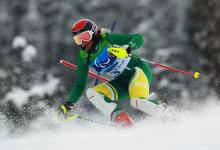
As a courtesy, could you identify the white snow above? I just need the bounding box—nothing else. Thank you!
[0,99,220,150]
[0,69,8,78]
[29,75,60,96]
[0,114,10,139]
[158,78,170,88]
[2,75,60,109]
[12,36,27,49]
[3,87,29,108]
[22,45,38,62]
[154,48,179,62]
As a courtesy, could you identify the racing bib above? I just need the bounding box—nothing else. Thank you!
[90,45,131,77]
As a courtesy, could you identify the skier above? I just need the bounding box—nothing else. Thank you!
[60,19,164,126]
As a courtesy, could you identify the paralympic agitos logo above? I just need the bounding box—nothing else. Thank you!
[92,53,118,73]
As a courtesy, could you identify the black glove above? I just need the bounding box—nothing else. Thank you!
[126,46,131,55]
[60,101,76,114]
[120,44,131,54]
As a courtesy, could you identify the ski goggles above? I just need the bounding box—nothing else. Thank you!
[73,31,93,45]
[73,26,97,45]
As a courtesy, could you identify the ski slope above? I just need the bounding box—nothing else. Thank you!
[0,100,220,150]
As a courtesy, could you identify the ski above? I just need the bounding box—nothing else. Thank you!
[60,113,117,127]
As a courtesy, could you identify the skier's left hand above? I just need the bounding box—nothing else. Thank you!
[60,101,76,115]
[120,45,131,54]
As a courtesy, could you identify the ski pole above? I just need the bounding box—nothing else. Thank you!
[59,60,109,82]
[133,56,200,79]
[107,47,200,79]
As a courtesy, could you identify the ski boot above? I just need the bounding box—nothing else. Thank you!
[112,111,134,127]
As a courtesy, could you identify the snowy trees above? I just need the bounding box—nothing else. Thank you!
[187,0,220,96]
[0,0,219,125]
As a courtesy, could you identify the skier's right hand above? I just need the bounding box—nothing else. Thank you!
[60,101,76,115]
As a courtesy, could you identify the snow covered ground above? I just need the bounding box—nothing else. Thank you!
[0,99,220,150]
[2,75,60,109]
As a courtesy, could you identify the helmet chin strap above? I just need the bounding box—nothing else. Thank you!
[79,40,93,65]
[81,41,94,52]
[83,32,100,51]
[91,32,100,50]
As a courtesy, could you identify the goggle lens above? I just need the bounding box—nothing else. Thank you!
[73,31,92,45]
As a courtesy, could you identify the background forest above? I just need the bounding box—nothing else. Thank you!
[0,0,219,127]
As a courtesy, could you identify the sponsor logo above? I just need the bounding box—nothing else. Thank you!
[134,82,148,88]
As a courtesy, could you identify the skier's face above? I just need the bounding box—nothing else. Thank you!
[81,40,93,52]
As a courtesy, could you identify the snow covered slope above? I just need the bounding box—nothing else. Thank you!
[0,100,220,150]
